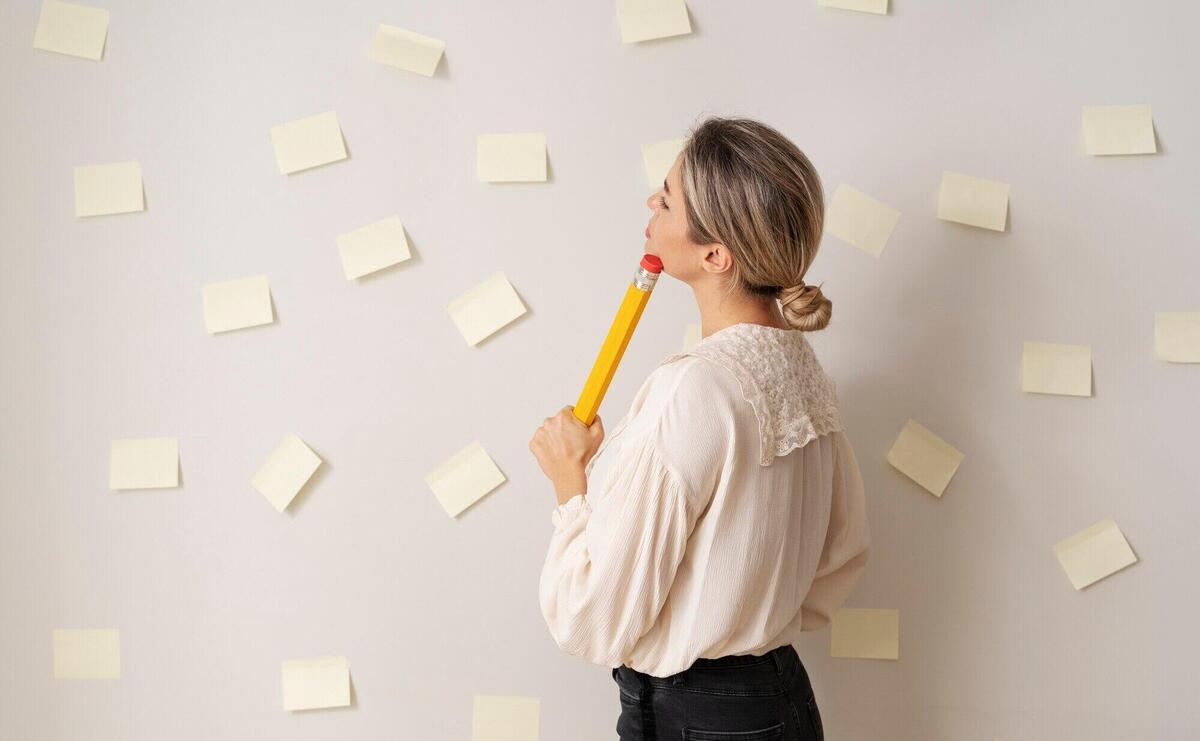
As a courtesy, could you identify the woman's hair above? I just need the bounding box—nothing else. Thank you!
[679,116,832,332]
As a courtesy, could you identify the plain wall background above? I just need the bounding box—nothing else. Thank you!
[2,1,1198,739]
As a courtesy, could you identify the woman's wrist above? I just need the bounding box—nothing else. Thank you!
[552,467,588,506]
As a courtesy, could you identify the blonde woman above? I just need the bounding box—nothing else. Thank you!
[530,117,870,740]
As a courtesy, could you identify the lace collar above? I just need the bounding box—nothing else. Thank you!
[658,323,843,466]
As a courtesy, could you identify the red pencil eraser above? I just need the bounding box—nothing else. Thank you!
[640,254,663,273]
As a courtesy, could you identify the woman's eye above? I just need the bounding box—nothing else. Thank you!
[657,196,668,209]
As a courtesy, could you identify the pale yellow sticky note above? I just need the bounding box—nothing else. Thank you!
[641,138,686,188]
[110,437,179,490]
[281,656,350,711]
[202,275,274,334]
[1022,341,1092,397]
[425,441,506,517]
[830,608,899,660]
[269,111,347,175]
[1054,517,1138,590]
[74,162,144,217]
[1082,105,1156,156]
[825,183,900,256]
[681,323,701,352]
[885,419,963,497]
[817,0,889,14]
[53,628,120,678]
[337,216,412,279]
[447,272,527,346]
[616,0,692,43]
[937,171,1009,232]
[251,434,322,513]
[477,133,547,183]
[1154,312,1200,363]
[34,1,109,61]
[473,695,540,741]
[370,24,445,76]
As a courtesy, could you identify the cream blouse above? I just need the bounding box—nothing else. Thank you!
[538,322,871,678]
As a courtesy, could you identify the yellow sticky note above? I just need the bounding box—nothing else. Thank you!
[1082,105,1156,156]
[825,183,900,256]
[425,441,506,517]
[269,111,347,175]
[937,171,1009,232]
[53,628,120,678]
[616,0,692,43]
[251,434,322,513]
[885,419,963,497]
[1154,312,1200,363]
[202,275,274,334]
[370,24,445,76]
[1022,341,1092,397]
[477,133,546,183]
[1054,517,1138,590]
[281,656,350,711]
[447,272,527,346]
[74,162,143,217]
[641,138,686,188]
[817,0,889,14]
[831,608,899,660]
[337,216,411,279]
[473,695,540,741]
[34,1,109,61]
[110,437,179,490]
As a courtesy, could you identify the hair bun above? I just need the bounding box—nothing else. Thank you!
[779,282,832,332]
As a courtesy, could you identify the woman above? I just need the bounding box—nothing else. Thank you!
[529,116,870,740]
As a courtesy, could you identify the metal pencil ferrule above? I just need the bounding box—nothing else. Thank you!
[633,266,660,291]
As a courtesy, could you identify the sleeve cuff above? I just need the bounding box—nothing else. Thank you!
[551,493,590,529]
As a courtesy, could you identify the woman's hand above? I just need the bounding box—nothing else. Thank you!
[529,406,605,505]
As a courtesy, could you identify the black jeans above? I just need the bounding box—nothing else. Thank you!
[612,643,824,740]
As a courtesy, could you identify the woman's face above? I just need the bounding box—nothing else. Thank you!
[644,155,696,276]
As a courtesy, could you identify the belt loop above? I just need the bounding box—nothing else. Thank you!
[769,645,785,678]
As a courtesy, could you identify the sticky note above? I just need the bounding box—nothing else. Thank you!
[53,628,120,678]
[681,323,701,352]
[269,111,347,175]
[110,437,179,490]
[33,1,109,61]
[477,133,547,183]
[641,138,686,188]
[281,656,350,711]
[616,0,692,43]
[251,434,322,513]
[1054,517,1138,590]
[202,275,274,334]
[831,608,899,660]
[473,695,540,741]
[885,419,964,497]
[1082,105,1156,156]
[425,441,506,517]
[817,0,889,14]
[447,272,527,346]
[937,171,1009,232]
[74,162,144,217]
[1155,312,1200,362]
[825,183,900,256]
[1022,341,1092,397]
[370,24,445,76]
[337,216,412,279]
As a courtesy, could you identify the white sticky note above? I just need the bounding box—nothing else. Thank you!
[817,0,889,14]
[1022,341,1092,397]
[53,628,120,678]
[830,608,899,660]
[202,275,274,334]
[281,656,350,711]
[74,162,144,217]
[251,434,322,513]
[1082,105,1156,156]
[110,437,179,490]
[33,1,109,61]
[641,138,686,188]
[447,272,527,346]
[885,419,964,497]
[425,441,506,517]
[1155,312,1200,363]
[825,183,901,256]
[616,0,692,43]
[337,216,412,279]
[473,695,540,741]
[477,133,546,183]
[269,111,347,175]
[937,171,1009,232]
[681,323,702,352]
[1054,517,1138,590]
[370,24,445,76]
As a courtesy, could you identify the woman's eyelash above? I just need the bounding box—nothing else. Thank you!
[656,195,668,209]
